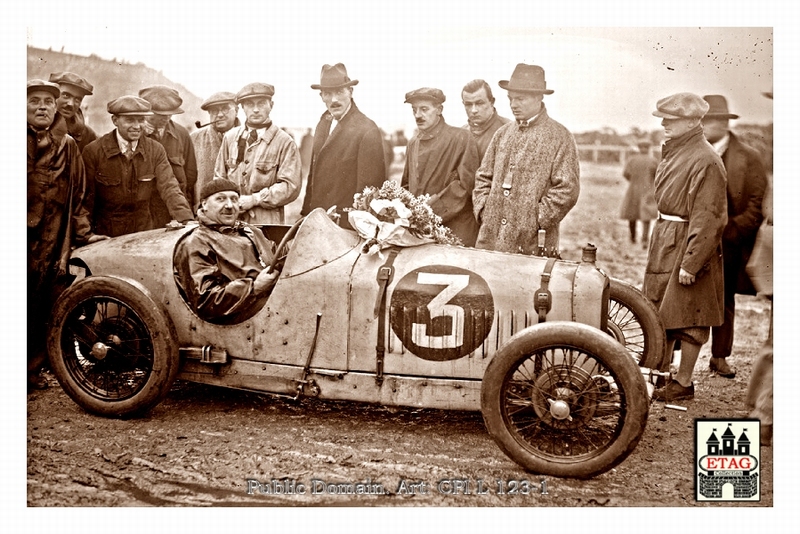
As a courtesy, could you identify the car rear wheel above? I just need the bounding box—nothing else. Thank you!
[481,322,649,478]
[47,276,180,417]
[608,278,666,369]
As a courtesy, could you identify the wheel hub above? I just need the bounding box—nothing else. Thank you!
[90,342,110,360]
[548,398,572,420]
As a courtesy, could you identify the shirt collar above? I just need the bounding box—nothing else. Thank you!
[332,102,353,126]
[711,132,731,156]
[116,130,138,153]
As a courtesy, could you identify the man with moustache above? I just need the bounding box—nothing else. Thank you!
[644,93,728,402]
[214,82,301,224]
[461,79,510,160]
[82,95,194,237]
[48,71,97,153]
[26,79,104,390]
[139,85,198,225]
[191,91,239,203]
[402,87,480,246]
[702,94,768,380]
[301,63,386,228]
[174,179,279,325]
[473,63,580,256]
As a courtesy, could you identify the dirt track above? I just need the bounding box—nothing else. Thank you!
[26,163,774,507]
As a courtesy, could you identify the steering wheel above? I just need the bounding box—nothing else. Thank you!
[268,216,305,271]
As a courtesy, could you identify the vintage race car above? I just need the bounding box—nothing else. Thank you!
[47,208,664,479]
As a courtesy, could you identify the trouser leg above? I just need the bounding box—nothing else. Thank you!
[628,220,637,242]
[711,283,736,358]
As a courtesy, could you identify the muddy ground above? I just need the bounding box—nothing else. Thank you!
[24,163,774,510]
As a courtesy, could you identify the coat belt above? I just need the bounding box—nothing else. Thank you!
[658,211,689,223]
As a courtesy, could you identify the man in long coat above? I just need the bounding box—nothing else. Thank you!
[301,63,386,229]
[139,85,198,225]
[27,79,104,390]
[645,93,728,402]
[461,79,511,161]
[82,95,194,237]
[190,91,239,204]
[619,141,658,248]
[702,95,768,379]
[402,87,480,246]
[473,63,580,256]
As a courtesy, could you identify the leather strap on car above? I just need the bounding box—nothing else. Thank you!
[536,257,557,323]
[375,248,399,385]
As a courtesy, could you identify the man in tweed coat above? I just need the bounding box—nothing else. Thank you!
[473,64,580,256]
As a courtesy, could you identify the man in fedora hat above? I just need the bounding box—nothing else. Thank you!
[301,63,386,228]
[27,79,105,390]
[139,85,198,225]
[461,79,510,160]
[701,94,768,380]
[402,87,481,246]
[473,63,580,255]
[174,179,279,325]
[644,93,728,402]
[191,92,240,203]
[48,71,97,152]
[214,82,301,225]
[82,95,194,238]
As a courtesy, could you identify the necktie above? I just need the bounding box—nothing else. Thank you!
[517,119,530,130]
[248,129,258,145]
[124,147,134,160]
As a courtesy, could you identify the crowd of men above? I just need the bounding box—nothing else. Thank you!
[27,62,772,443]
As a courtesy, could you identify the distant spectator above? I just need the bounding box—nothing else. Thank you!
[619,141,658,249]
[139,85,199,225]
[48,71,97,153]
[191,91,239,205]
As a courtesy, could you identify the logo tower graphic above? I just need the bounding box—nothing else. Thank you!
[695,419,761,501]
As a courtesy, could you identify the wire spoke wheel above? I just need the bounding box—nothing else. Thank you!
[482,322,649,478]
[48,276,179,417]
[607,278,666,368]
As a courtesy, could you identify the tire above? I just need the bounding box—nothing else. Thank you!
[481,322,649,478]
[608,278,666,369]
[47,275,181,418]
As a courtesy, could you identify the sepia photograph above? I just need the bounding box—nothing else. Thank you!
[7,0,795,529]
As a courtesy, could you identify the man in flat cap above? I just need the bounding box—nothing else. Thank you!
[174,179,279,325]
[214,82,301,224]
[301,63,386,229]
[82,95,194,238]
[644,93,728,402]
[191,91,240,203]
[26,79,104,390]
[473,63,580,256]
[48,71,97,153]
[402,87,480,245]
[139,85,198,225]
[461,79,510,160]
[702,95,768,380]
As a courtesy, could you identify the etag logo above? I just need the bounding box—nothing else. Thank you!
[695,419,761,502]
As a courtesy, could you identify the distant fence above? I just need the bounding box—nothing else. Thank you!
[577,142,659,165]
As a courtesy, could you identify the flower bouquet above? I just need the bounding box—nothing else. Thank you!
[346,180,462,255]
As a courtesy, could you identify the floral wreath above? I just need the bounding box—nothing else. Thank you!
[345,180,462,255]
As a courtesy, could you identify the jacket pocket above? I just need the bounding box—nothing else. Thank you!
[96,172,121,186]
[254,160,278,187]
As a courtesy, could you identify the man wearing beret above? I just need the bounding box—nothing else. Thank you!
[191,91,240,203]
[82,95,194,238]
[27,80,105,390]
[402,87,480,246]
[644,93,728,402]
[214,82,301,225]
[139,85,198,226]
[174,179,279,325]
[300,63,386,229]
[473,63,580,256]
[461,79,511,161]
[48,71,97,153]
[702,95,768,380]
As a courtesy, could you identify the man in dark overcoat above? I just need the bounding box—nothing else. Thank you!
[300,63,386,229]
[27,79,105,390]
[645,93,728,402]
[82,95,194,237]
[702,95,768,379]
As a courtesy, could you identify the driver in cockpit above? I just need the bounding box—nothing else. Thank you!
[174,179,279,324]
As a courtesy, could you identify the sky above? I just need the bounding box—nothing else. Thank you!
[19,1,778,135]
